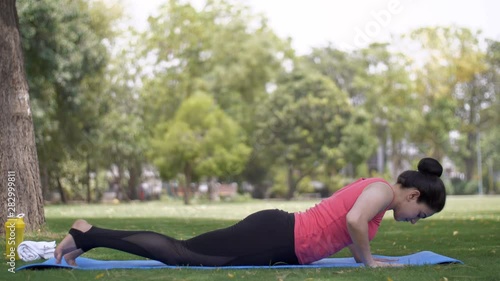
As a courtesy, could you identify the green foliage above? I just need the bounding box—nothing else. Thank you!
[408,27,489,171]
[305,43,416,177]
[339,109,378,174]
[138,0,293,198]
[305,45,365,102]
[268,168,288,198]
[17,0,499,200]
[141,0,291,133]
[267,168,315,198]
[96,45,148,173]
[355,44,418,176]
[479,40,500,185]
[257,65,349,164]
[18,0,124,200]
[256,63,356,197]
[449,178,481,195]
[149,93,251,182]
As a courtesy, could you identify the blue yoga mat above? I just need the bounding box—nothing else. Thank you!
[18,251,462,270]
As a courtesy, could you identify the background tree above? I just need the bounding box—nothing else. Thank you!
[0,0,44,232]
[305,43,416,177]
[479,40,500,193]
[304,46,379,176]
[305,45,366,105]
[141,0,290,127]
[407,27,486,171]
[140,0,292,194]
[8,0,498,204]
[355,43,418,178]
[95,44,147,201]
[447,29,490,183]
[18,0,123,202]
[255,63,358,199]
[149,93,251,204]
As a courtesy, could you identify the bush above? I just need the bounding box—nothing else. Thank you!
[450,177,480,195]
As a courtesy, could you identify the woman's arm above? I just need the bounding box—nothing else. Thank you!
[347,244,362,263]
[345,182,394,267]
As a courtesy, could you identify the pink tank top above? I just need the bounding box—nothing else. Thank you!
[294,178,393,264]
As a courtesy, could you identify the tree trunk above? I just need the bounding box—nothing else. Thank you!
[127,163,141,200]
[464,132,476,181]
[183,164,192,205]
[116,164,130,202]
[286,166,296,200]
[86,152,91,203]
[0,0,45,232]
[390,141,405,180]
[377,128,388,173]
[41,166,49,200]
[208,177,219,201]
[56,177,67,204]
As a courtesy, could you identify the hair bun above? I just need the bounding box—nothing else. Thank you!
[417,158,443,177]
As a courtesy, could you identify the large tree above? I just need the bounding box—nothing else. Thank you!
[141,0,290,131]
[149,93,251,205]
[407,27,485,167]
[255,64,361,199]
[0,0,44,232]
[140,0,291,194]
[305,43,416,177]
[17,0,123,202]
[355,43,417,177]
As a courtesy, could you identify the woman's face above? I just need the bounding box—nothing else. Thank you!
[393,191,435,224]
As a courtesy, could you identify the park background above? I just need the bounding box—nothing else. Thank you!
[0,0,499,280]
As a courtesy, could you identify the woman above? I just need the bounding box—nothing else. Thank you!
[55,157,446,268]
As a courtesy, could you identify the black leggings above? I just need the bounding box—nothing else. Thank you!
[69,209,299,266]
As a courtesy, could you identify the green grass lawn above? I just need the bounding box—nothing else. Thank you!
[2,196,499,281]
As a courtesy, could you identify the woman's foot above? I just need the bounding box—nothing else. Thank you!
[54,219,92,265]
[61,249,84,266]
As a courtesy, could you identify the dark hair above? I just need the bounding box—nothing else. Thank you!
[396,158,446,212]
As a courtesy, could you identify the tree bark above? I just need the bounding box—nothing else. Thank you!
[183,163,192,205]
[56,177,67,204]
[127,163,141,200]
[464,132,476,181]
[286,166,296,200]
[115,164,130,202]
[0,0,45,232]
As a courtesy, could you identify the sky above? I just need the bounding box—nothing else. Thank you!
[123,0,500,54]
